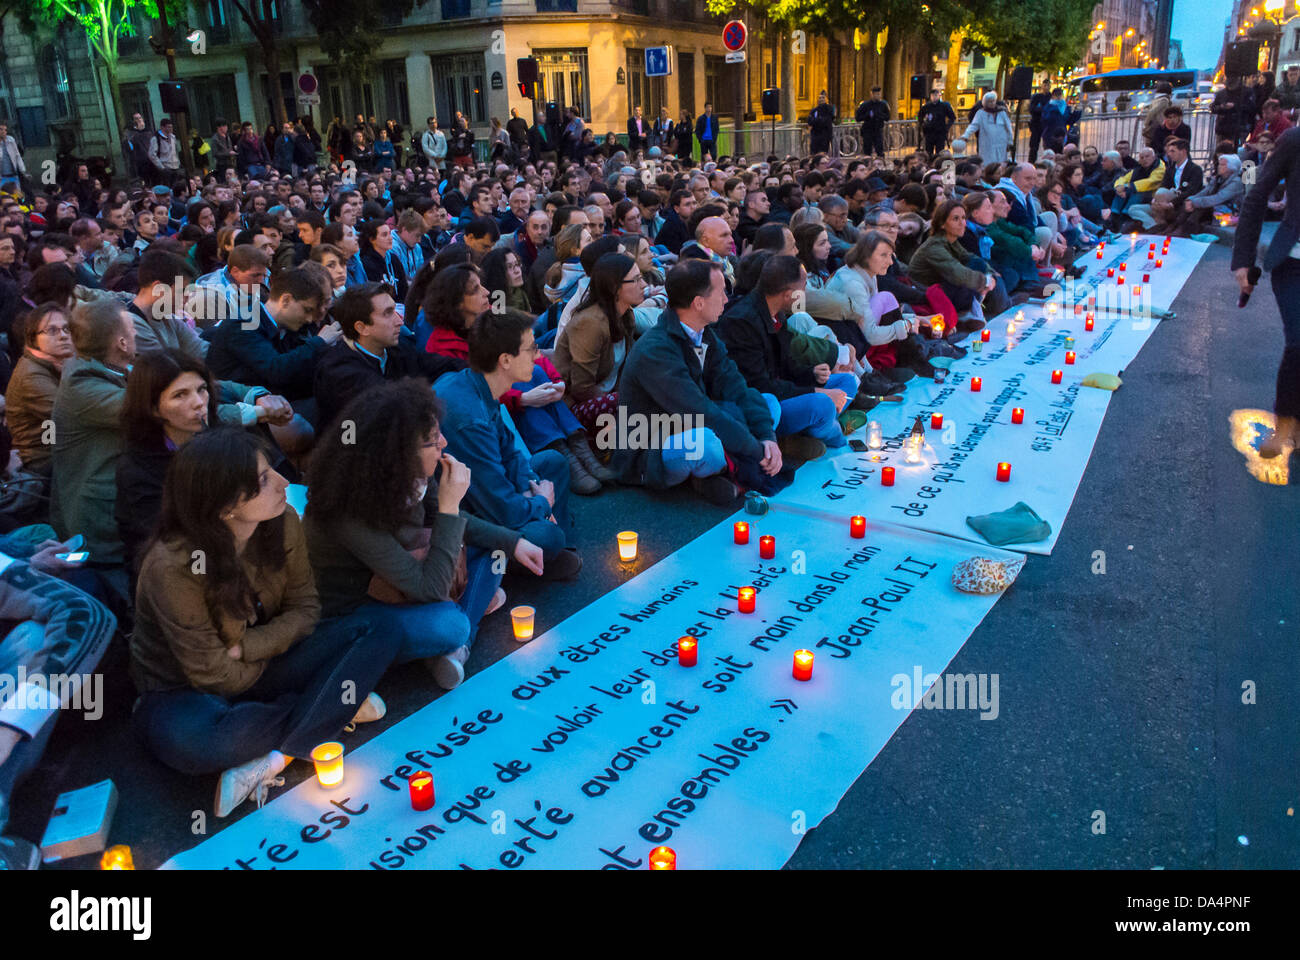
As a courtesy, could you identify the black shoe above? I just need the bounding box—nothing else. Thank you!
[690,473,741,505]
[778,434,827,463]
[881,365,916,383]
[540,547,583,581]
[860,371,903,395]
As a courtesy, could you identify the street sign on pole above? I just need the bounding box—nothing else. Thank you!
[725,51,746,64]
[298,72,318,95]
[645,46,673,77]
[722,19,747,52]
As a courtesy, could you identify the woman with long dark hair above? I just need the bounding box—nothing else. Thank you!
[553,252,640,436]
[116,348,220,572]
[422,262,489,361]
[480,246,530,313]
[130,428,401,818]
[305,380,543,689]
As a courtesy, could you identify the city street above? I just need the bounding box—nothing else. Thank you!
[15,239,1298,870]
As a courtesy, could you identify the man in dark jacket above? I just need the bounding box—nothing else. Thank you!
[313,283,462,427]
[918,90,955,158]
[717,255,851,457]
[653,189,695,255]
[1150,106,1192,158]
[735,188,771,254]
[695,104,720,161]
[808,91,836,155]
[1213,77,1254,147]
[614,259,792,504]
[627,106,649,153]
[855,87,890,158]
[1028,80,1051,162]
[206,267,340,412]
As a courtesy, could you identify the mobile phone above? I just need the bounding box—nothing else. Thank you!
[849,439,869,452]
[56,551,90,563]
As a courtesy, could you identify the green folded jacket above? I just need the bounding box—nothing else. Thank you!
[965,501,1052,546]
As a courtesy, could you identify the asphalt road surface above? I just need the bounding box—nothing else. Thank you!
[19,241,1298,869]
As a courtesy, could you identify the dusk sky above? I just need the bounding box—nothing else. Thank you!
[1171,0,1235,71]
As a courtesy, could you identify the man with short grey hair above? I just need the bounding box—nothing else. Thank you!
[819,194,859,257]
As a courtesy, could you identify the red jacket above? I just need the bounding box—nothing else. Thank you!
[425,326,561,412]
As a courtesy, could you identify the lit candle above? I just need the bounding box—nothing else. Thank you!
[1155,258,1163,268]
[733,521,749,544]
[759,535,775,559]
[996,461,1011,482]
[510,605,535,641]
[792,649,814,682]
[981,328,990,342]
[1085,315,1095,331]
[1132,285,1141,296]
[1015,310,1025,323]
[866,420,883,449]
[1047,302,1057,315]
[1107,268,1115,277]
[617,530,638,562]
[970,377,982,392]
[311,741,345,789]
[1117,276,1123,285]
[1011,407,1024,424]
[930,412,943,429]
[881,466,895,486]
[1064,336,1074,348]
[1065,351,1076,364]
[930,317,944,339]
[850,515,866,538]
[1143,273,1150,282]
[677,636,698,666]
[1095,249,1103,259]
[1118,262,1126,272]
[1051,369,1063,384]
[737,586,756,613]
[1149,242,1156,251]
[409,770,435,811]
[649,846,677,870]
[100,845,134,870]
[1164,235,1172,244]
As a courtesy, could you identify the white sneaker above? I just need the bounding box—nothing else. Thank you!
[429,646,469,690]
[344,692,386,732]
[214,750,289,818]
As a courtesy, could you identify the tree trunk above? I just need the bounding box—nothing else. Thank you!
[995,57,1008,100]
[885,33,903,120]
[944,30,964,105]
[265,38,288,126]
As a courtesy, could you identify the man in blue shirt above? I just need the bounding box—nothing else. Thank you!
[435,309,582,580]
[695,103,719,161]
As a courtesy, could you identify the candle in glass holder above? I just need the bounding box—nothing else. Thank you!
[981,328,991,342]
[100,845,134,870]
[930,317,944,339]
[972,339,983,353]
[1149,242,1156,250]
[996,461,1011,482]
[1011,407,1024,424]
[737,586,756,613]
[792,649,814,681]
[1106,268,1114,277]
[1015,310,1025,323]
[677,636,698,667]
[510,605,535,641]
[866,420,883,449]
[1085,315,1095,331]
[1132,285,1141,296]
[850,515,866,538]
[1065,351,1076,364]
[409,771,435,811]
[970,377,982,392]
[649,846,677,870]
[311,742,345,788]
[1095,249,1103,259]
[1155,258,1163,268]
[881,466,895,486]
[733,521,749,544]
[1119,260,1126,270]
[1117,275,1124,285]
[1143,273,1150,282]
[759,535,775,559]
[1047,302,1058,315]
[617,530,638,562]
[1051,369,1063,384]
[930,412,943,429]
[1147,250,1154,260]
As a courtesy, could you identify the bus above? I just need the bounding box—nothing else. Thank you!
[1068,68,1201,113]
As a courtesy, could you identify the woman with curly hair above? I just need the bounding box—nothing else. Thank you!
[304,379,544,689]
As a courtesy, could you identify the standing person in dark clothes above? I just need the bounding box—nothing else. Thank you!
[1233,126,1300,458]
[1028,80,1051,162]
[918,89,955,158]
[856,87,890,158]
[808,91,836,156]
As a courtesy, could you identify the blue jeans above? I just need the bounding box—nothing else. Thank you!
[512,364,583,451]
[1111,190,1152,216]
[763,389,847,449]
[658,428,728,487]
[133,608,402,775]
[517,448,571,561]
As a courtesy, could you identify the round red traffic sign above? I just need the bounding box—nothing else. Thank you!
[298,73,318,95]
[722,20,747,52]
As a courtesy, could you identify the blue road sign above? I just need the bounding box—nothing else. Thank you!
[645,46,672,78]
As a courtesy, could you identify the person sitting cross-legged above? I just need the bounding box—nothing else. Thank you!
[434,309,583,580]
[614,259,794,505]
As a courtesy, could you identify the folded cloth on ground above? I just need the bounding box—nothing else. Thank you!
[965,501,1052,546]
[952,555,1027,594]
[1081,371,1123,390]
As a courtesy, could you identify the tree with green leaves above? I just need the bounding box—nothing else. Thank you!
[965,0,1096,82]
[18,0,184,140]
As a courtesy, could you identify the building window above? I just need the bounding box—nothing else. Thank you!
[42,45,73,121]
[535,48,591,120]
[535,0,577,9]
[705,54,726,111]
[432,53,487,125]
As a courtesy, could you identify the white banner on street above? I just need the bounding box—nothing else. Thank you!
[775,236,1207,554]
[164,511,1018,870]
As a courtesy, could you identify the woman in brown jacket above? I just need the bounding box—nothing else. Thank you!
[130,428,403,818]
[5,303,75,475]
[553,252,642,434]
